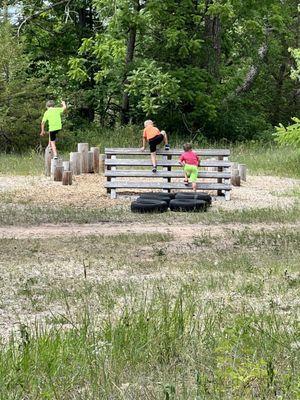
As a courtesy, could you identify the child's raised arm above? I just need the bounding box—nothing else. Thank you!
[61,100,67,112]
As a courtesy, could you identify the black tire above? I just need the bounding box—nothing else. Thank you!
[140,192,176,200]
[131,200,168,213]
[169,199,207,212]
[175,192,212,204]
[137,196,171,205]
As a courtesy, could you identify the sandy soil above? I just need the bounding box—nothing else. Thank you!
[0,173,299,211]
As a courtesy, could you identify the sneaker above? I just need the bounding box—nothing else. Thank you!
[152,166,157,173]
[165,144,170,150]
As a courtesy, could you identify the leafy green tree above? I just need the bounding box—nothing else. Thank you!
[0,20,43,151]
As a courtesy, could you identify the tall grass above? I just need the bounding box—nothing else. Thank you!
[0,288,299,399]
[231,142,300,178]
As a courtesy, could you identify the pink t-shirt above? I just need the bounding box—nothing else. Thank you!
[179,150,199,166]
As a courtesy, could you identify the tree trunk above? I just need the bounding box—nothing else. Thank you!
[121,0,141,124]
[235,43,268,95]
[203,0,222,78]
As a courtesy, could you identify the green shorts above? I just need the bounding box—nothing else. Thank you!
[184,164,198,182]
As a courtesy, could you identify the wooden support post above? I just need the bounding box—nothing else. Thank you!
[224,156,231,200]
[88,151,94,173]
[62,171,72,185]
[70,152,81,175]
[44,145,52,176]
[111,154,117,199]
[217,155,223,196]
[78,143,89,173]
[106,154,111,194]
[91,147,100,173]
[238,164,247,181]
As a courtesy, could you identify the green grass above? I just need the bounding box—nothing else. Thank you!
[0,228,299,399]
[1,140,300,178]
[231,142,300,178]
[0,202,299,226]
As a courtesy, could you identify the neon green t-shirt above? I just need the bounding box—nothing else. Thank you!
[42,107,64,131]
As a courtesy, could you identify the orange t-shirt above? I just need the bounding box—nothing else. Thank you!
[143,126,160,141]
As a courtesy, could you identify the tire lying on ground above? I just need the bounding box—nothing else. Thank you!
[140,192,176,200]
[137,195,171,205]
[131,199,168,213]
[175,192,212,205]
[169,199,207,212]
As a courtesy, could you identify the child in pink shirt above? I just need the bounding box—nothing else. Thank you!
[179,143,200,191]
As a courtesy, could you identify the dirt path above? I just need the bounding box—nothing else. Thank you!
[0,221,299,240]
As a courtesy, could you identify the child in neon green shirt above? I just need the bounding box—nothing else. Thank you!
[40,100,67,159]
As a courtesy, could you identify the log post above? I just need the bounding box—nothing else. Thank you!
[91,147,100,173]
[63,161,70,172]
[231,168,241,186]
[99,154,105,174]
[50,158,62,177]
[78,143,89,173]
[44,145,52,176]
[70,152,81,175]
[54,165,64,182]
[62,171,73,185]
[88,151,94,173]
[238,164,247,181]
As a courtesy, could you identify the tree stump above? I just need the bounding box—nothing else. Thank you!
[78,143,89,173]
[62,171,72,185]
[91,147,100,173]
[88,151,94,173]
[44,145,52,176]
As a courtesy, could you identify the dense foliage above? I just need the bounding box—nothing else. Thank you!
[0,0,299,150]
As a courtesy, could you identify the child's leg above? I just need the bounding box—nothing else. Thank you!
[49,140,58,157]
[49,132,58,157]
[150,152,157,169]
[190,166,198,192]
[162,131,169,145]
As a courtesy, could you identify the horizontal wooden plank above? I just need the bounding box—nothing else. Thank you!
[105,181,231,191]
[105,148,230,157]
[105,159,231,168]
[105,170,231,179]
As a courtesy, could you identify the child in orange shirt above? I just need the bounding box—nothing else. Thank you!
[141,120,170,173]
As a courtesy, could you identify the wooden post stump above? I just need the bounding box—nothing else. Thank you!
[91,147,100,173]
[50,158,62,177]
[238,164,247,181]
[70,152,81,175]
[78,143,89,173]
[54,165,63,182]
[231,168,240,186]
[44,145,52,176]
[99,154,105,174]
[88,151,94,173]
[63,161,70,171]
[62,171,72,185]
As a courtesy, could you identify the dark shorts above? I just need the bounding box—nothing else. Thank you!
[149,134,164,153]
[49,130,60,141]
